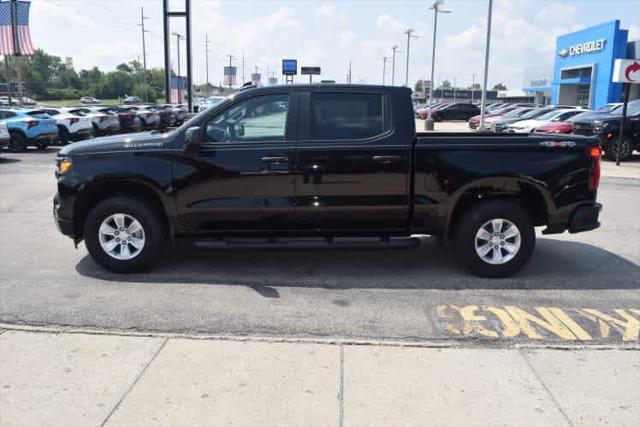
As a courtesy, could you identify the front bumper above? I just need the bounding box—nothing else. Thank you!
[569,203,602,233]
[53,194,75,237]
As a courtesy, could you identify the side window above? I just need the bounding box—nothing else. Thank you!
[205,94,288,142]
[310,93,385,140]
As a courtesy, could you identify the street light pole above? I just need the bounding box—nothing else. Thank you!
[382,56,388,85]
[391,45,401,86]
[426,0,452,131]
[471,73,477,103]
[138,6,149,101]
[205,34,210,89]
[404,29,418,87]
[479,0,493,131]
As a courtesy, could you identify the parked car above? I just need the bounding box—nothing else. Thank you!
[0,121,10,151]
[41,108,93,144]
[534,122,574,134]
[0,108,58,151]
[141,105,173,128]
[122,96,141,105]
[126,105,161,130]
[492,107,565,133]
[482,107,536,129]
[109,106,144,133]
[507,109,583,133]
[70,107,121,136]
[430,103,480,121]
[417,102,450,120]
[80,96,101,105]
[572,99,640,161]
[54,85,602,278]
[468,105,521,129]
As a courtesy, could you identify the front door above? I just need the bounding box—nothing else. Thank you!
[294,90,411,232]
[173,92,298,234]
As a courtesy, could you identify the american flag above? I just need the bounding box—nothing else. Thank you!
[0,1,34,56]
[170,76,185,104]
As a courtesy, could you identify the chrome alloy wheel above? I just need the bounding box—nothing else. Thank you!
[474,218,521,265]
[98,213,145,260]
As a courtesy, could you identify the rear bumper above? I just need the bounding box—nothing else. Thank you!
[569,203,602,233]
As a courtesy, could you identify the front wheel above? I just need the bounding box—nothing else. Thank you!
[9,132,28,152]
[455,201,535,278]
[84,196,166,273]
[604,138,633,162]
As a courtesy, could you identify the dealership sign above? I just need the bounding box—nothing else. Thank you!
[558,38,606,57]
[612,59,640,83]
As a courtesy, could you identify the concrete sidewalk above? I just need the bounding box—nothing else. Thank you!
[0,328,638,427]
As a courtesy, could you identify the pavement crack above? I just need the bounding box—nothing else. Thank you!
[99,337,169,427]
[519,349,574,427]
[338,344,345,427]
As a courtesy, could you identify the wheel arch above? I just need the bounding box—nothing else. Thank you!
[445,177,554,238]
[73,179,173,241]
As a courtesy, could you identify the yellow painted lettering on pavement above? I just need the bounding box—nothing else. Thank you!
[455,305,499,338]
[547,307,592,341]
[503,306,579,340]
[436,305,462,335]
[577,309,640,342]
[482,306,521,338]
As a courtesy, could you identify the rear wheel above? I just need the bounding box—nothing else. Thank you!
[9,132,27,152]
[84,196,166,273]
[455,200,535,278]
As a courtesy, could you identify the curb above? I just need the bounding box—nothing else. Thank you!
[2,322,638,351]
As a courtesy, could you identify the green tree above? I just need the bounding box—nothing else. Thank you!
[469,83,481,90]
[414,80,424,92]
[492,83,507,91]
[439,80,452,89]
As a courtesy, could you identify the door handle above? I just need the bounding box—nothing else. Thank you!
[261,156,288,163]
[372,155,401,164]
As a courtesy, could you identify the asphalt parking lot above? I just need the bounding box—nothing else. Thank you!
[1,147,639,346]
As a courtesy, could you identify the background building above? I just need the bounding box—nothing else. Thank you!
[551,20,635,109]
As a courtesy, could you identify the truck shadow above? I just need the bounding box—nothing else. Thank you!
[75,237,640,292]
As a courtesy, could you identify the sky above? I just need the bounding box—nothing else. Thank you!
[31,0,640,90]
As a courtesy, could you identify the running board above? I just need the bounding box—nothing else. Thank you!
[192,236,421,251]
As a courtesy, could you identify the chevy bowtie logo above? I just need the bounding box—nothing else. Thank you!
[558,48,569,58]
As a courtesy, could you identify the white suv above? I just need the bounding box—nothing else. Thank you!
[41,107,93,143]
[71,107,120,136]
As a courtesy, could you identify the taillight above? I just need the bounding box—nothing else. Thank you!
[99,115,108,122]
[68,117,79,125]
[25,120,38,129]
[588,146,601,191]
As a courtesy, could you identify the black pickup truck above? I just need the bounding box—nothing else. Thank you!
[54,85,602,277]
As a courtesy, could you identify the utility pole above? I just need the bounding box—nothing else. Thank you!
[453,77,456,102]
[404,29,418,87]
[138,6,149,101]
[391,45,401,86]
[479,0,493,131]
[204,34,211,89]
[348,61,352,84]
[382,56,388,85]
[226,54,233,88]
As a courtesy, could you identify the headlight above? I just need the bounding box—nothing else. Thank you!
[592,121,604,132]
[56,157,72,174]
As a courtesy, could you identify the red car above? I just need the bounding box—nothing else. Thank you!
[535,122,573,134]
[468,106,519,129]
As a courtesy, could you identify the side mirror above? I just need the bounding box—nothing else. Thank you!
[235,123,245,137]
[184,126,201,154]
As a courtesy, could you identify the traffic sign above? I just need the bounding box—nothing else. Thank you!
[612,59,640,83]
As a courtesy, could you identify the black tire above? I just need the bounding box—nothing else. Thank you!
[604,138,632,162]
[9,132,27,152]
[83,196,167,273]
[58,126,70,145]
[455,200,535,278]
[35,142,47,150]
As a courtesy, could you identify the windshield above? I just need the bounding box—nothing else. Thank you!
[536,110,564,121]
[502,108,528,118]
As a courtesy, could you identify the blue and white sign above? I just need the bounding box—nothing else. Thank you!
[282,59,297,76]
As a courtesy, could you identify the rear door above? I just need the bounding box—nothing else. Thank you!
[294,89,411,232]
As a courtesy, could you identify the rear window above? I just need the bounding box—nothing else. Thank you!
[310,93,386,140]
[27,110,50,119]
